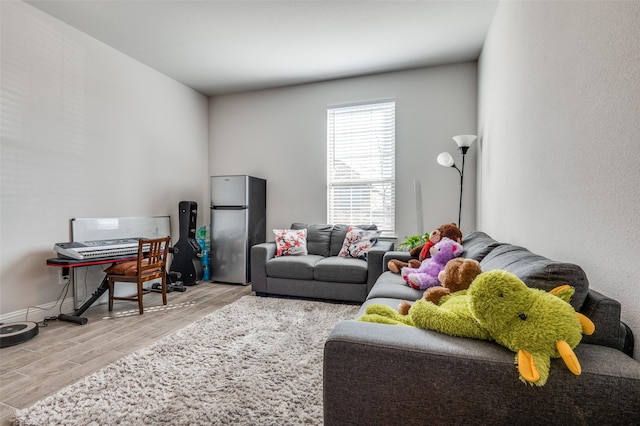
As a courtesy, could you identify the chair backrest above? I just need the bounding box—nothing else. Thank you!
[137,237,170,274]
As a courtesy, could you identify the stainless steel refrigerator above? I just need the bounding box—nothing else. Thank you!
[210,175,266,284]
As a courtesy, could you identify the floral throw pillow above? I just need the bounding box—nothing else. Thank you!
[273,229,308,257]
[338,226,381,260]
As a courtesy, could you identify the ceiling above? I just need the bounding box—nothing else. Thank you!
[25,1,499,96]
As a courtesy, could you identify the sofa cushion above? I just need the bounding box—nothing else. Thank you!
[479,244,589,310]
[266,254,324,280]
[330,224,378,257]
[314,256,368,284]
[291,223,332,257]
[366,271,424,301]
[462,231,503,262]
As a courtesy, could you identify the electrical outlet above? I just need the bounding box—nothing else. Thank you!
[59,271,70,286]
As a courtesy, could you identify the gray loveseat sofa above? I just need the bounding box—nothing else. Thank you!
[324,231,640,425]
[251,223,394,302]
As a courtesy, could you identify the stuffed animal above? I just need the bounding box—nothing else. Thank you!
[397,258,482,314]
[359,270,595,386]
[388,223,463,273]
[387,240,430,274]
[400,237,463,290]
[467,270,594,386]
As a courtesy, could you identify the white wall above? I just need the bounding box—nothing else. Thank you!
[478,1,640,359]
[0,1,209,319]
[209,64,478,242]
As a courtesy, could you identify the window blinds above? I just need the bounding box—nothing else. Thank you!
[327,100,395,234]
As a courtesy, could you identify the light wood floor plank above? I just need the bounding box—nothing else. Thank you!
[0,282,251,425]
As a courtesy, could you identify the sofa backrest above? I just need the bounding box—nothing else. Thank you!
[290,223,379,257]
[291,223,333,257]
[462,231,589,310]
[461,231,503,262]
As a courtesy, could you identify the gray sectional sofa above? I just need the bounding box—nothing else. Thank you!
[324,231,640,425]
[251,223,394,302]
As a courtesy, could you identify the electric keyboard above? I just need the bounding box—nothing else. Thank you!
[54,238,144,260]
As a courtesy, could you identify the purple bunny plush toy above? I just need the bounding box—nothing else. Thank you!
[400,237,463,290]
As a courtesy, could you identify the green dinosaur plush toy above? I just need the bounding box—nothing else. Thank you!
[359,269,595,386]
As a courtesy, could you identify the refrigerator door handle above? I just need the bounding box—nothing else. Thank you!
[211,206,248,210]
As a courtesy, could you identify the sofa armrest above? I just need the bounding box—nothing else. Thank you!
[366,240,395,292]
[324,320,640,425]
[250,242,276,293]
[579,288,622,349]
[382,250,412,272]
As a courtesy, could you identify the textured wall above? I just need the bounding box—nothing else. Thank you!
[478,1,640,358]
[0,1,208,319]
[209,64,479,242]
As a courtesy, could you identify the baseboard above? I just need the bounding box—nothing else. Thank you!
[0,280,160,324]
[0,297,76,324]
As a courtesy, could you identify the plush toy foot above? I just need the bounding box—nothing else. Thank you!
[388,259,408,274]
[401,265,423,284]
[359,303,414,326]
[358,314,411,326]
[400,269,411,284]
[423,286,451,305]
[407,274,440,290]
[407,275,421,289]
[407,259,422,269]
[397,300,412,315]
[517,351,551,387]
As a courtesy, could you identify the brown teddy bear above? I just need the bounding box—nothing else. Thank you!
[397,257,482,315]
[388,223,463,273]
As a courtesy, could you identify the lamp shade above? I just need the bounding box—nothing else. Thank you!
[437,152,455,167]
[452,134,477,148]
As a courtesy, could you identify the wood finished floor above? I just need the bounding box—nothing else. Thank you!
[0,282,252,425]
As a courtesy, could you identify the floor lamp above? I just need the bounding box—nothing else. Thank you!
[437,135,477,227]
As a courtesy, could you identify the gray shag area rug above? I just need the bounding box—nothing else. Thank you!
[13,295,359,426]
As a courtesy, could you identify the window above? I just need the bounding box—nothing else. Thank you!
[327,100,395,235]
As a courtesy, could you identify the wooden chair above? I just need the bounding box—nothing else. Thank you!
[106,237,170,314]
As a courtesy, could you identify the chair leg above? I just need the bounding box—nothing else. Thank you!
[137,281,144,314]
[108,278,114,312]
[161,277,167,306]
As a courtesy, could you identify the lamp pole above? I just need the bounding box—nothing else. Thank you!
[456,144,471,228]
[437,135,476,228]
[457,150,466,227]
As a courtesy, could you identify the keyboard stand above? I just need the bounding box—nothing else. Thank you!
[47,250,191,325]
[58,275,110,325]
[47,255,188,325]
[47,256,138,325]
[57,269,189,324]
